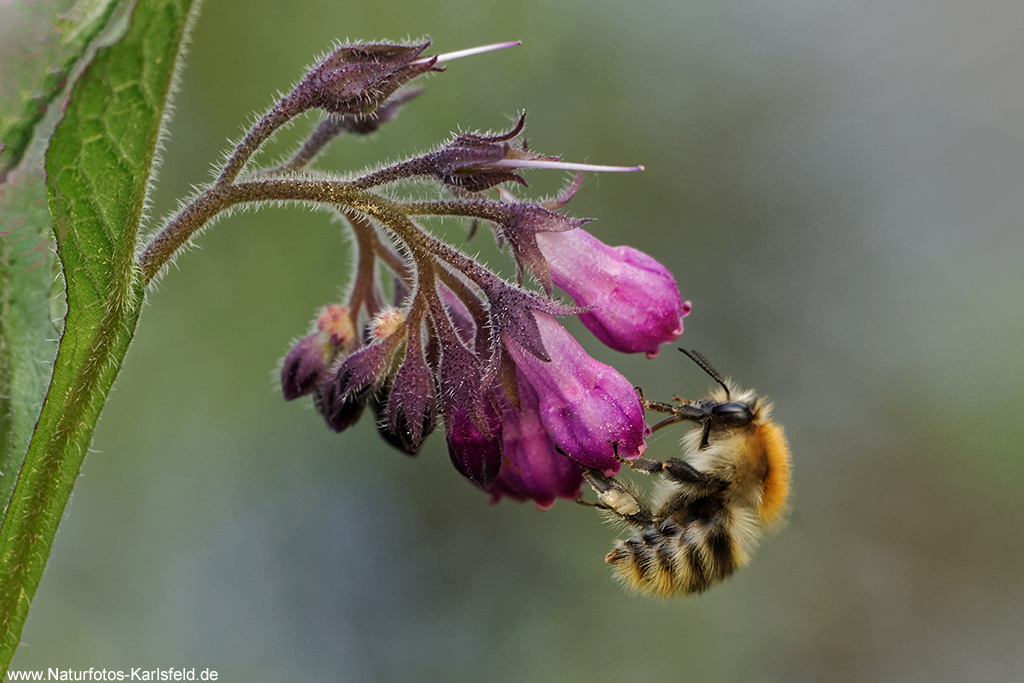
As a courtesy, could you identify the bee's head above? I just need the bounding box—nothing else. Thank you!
[711,401,754,426]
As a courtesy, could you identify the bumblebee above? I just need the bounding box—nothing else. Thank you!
[576,349,791,597]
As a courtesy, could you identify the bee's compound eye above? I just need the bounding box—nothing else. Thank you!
[711,402,753,425]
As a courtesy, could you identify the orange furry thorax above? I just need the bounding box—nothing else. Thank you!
[751,420,791,524]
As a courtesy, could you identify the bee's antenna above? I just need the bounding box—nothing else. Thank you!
[678,348,730,399]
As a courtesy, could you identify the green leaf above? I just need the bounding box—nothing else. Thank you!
[0,161,61,513]
[0,0,121,177]
[0,0,196,671]
[1,1,124,492]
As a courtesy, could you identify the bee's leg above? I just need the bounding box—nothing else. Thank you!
[617,451,718,488]
[636,386,705,432]
[581,469,652,522]
[559,448,653,526]
[637,385,685,416]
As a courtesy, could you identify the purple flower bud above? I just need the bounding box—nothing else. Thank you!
[281,333,334,401]
[445,397,504,489]
[315,313,405,433]
[356,115,561,193]
[293,42,441,116]
[326,333,403,401]
[432,311,506,487]
[280,304,355,401]
[504,312,647,472]
[436,322,492,436]
[380,331,437,454]
[488,374,584,509]
[536,228,691,358]
[315,382,368,433]
[422,115,544,192]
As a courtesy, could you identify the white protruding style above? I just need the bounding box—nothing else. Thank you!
[416,41,523,66]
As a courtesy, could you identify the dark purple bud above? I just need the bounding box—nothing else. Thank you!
[437,330,491,436]
[280,304,355,401]
[446,399,504,489]
[358,115,561,193]
[381,334,438,454]
[281,333,333,401]
[327,335,402,401]
[350,115,576,192]
[314,382,368,433]
[423,115,536,192]
[368,389,428,456]
[292,42,440,116]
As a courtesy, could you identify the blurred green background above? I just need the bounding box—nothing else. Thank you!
[7,0,1024,680]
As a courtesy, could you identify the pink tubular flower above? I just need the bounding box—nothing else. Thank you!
[536,229,691,358]
[503,312,647,473]
[488,375,585,509]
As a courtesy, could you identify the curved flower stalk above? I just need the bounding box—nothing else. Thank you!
[138,39,690,507]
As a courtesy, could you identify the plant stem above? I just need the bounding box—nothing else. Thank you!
[139,178,486,286]
[214,97,299,187]
[139,178,366,284]
[275,115,348,175]
[403,200,508,223]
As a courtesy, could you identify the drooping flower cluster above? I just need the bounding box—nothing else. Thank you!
[140,39,690,508]
[272,41,692,507]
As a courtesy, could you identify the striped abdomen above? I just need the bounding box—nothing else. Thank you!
[605,495,746,596]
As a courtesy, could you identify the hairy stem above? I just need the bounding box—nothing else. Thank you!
[403,199,509,223]
[347,158,433,190]
[139,178,364,284]
[274,115,348,175]
[139,178,481,286]
[339,208,412,284]
[344,209,386,318]
[215,97,300,187]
